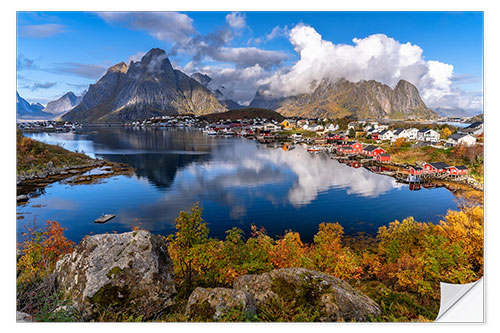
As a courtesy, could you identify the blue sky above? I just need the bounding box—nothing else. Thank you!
[16,11,483,112]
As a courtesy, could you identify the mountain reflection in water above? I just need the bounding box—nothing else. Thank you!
[20,128,458,243]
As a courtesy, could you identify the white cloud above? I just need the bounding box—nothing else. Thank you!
[97,12,196,43]
[18,24,66,38]
[225,12,246,30]
[127,51,146,65]
[257,24,481,112]
[191,64,271,104]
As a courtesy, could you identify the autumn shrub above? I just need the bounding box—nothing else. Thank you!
[166,203,210,297]
[309,223,362,280]
[270,231,311,269]
[372,208,483,299]
[17,220,74,285]
[17,221,75,319]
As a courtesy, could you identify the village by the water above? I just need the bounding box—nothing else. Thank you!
[18,113,484,191]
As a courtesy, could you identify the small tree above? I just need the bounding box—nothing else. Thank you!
[166,203,209,297]
[441,127,452,139]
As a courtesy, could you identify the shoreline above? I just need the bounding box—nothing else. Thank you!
[17,160,134,199]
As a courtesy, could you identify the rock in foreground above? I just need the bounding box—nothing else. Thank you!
[186,287,257,321]
[53,230,176,320]
[233,267,380,322]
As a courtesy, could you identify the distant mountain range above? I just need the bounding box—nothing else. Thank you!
[433,107,481,118]
[43,91,84,116]
[16,92,51,120]
[249,78,438,120]
[17,91,84,121]
[62,48,226,123]
[190,72,245,110]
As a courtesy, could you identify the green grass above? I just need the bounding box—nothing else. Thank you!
[17,130,94,175]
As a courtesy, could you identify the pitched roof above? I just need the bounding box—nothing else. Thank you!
[456,165,468,170]
[378,153,390,157]
[393,128,404,135]
[449,132,469,140]
[418,127,431,133]
[363,145,378,151]
[428,162,450,169]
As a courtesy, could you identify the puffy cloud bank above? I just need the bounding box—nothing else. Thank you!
[193,23,480,111]
[256,24,481,112]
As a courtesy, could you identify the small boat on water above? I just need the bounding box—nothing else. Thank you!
[307,146,320,152]
[94,214,116,224]
[205,129,217,135]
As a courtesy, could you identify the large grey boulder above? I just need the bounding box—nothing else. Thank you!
[185,287,257,321]
[233,267,380,322]
[53,230,176,320]
[16,311,33,322]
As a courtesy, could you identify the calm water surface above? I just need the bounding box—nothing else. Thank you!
[18,128,458,243]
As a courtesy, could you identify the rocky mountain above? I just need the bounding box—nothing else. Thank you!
[433,107,478,118]
[43,91,84,116]
[468,113,484,123]
[249,78,438,120]
[190,72,245,110]
[16,92,52,120]
[62,48,227,123]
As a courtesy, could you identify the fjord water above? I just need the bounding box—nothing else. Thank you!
[18,128,458,243]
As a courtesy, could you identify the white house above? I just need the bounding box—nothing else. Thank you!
[325,123,339,132]
[378,129,395,141]
[459,122,483,136]
[405,128,419,140]
[447,133,477,146]
[417,128,440,142]
[263,123,280,132]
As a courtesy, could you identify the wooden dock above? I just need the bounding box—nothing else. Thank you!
[94,214,116,224]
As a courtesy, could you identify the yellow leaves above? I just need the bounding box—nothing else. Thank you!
[441,127,452,138]
[373,206,483,299]
[270,231,308,269]
[436,206,483,272]
[17,221,74,285]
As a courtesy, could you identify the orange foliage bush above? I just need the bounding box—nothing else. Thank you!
[17,221,74,284]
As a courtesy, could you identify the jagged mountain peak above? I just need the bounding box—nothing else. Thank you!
[108,62,128,73]
[250,77,437,120]
[62,48,226,123]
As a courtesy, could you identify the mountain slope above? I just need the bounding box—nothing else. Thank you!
[16,92,52,120]
[43,91,84,116]
[62,48,227,123]
[190,72,245,110]
[250,78,438,120]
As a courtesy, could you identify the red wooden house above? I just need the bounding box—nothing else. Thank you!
[409,183,422,191]
[371,133,379,140]
[446,165,468,175]
[376,153,391,162]
[423,162,450,173]
[340,141,363,154]
[362,145,386,157]
[409,166,423,175]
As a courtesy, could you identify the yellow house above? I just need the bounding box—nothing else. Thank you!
[280,120,292,129]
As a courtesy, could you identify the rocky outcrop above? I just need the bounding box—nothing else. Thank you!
[53,230,176,320]
[17,311,33,322]
[249,78,437,120]
[233,267,380,322]
[62,48,226,123]
[185,287,257,321]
